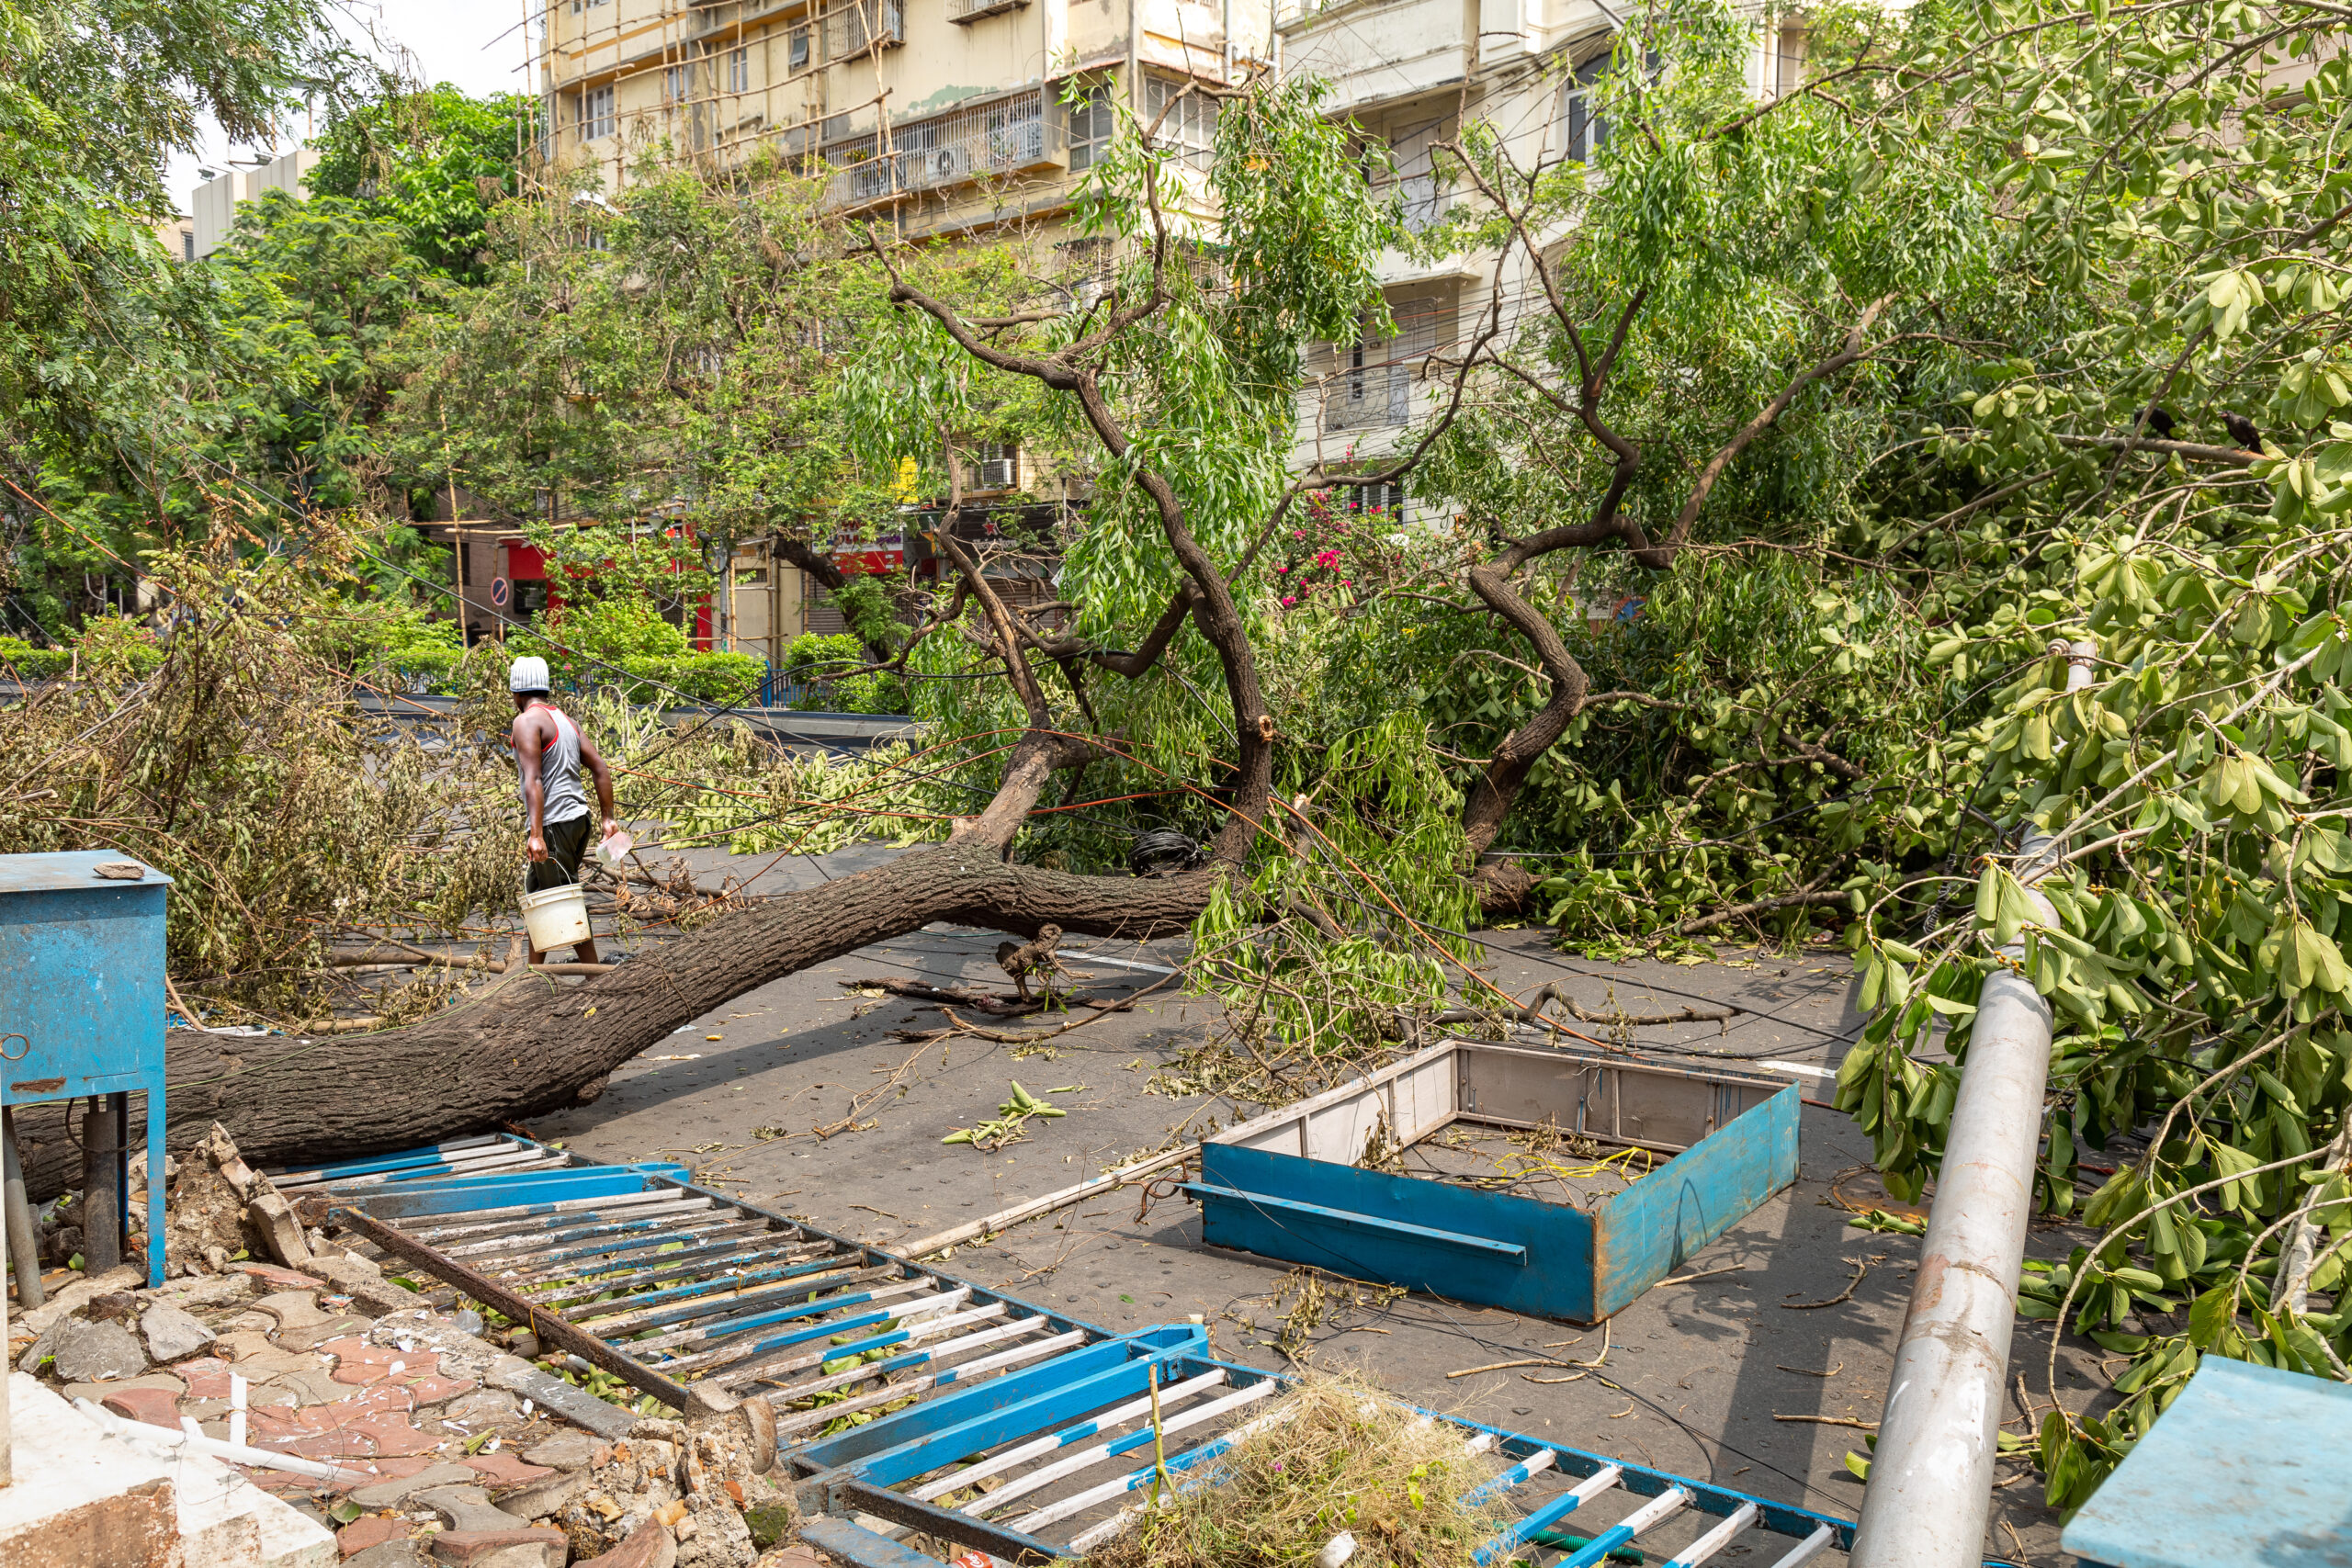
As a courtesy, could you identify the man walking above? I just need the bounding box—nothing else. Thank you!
[509,656,618,966]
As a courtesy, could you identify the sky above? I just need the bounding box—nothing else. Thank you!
[163,0,541,212]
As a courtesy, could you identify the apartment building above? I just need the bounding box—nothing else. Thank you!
[1281,0,1807,515]
[187,147,320,259]
[538,0,1265,235]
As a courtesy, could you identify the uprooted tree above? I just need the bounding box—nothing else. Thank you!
[15,0,2352,1507]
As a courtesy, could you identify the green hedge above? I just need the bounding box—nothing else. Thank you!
[0,637,69,680]
[781,633,907,714]
[615,650,767,706]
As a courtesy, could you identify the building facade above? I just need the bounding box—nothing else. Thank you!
[187,147,320,259]
[537,0,1265,240]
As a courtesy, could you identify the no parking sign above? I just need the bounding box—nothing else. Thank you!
[490,577,511,609]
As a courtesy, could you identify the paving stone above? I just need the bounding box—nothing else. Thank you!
[141,1300,220,1362]
[215,1330,323,1377]
[520,1430,600,1471]
[264,1367,359,1407]
[281,1314,381,1353]
[61,1370,186,1404]
[258,1427,377,1461]
[327,1338,447,1386]
[339,1517,412,1557]
[413,1485,531,1534]
[461,1450,554,1488]
[177,1355,236,1398]
[347,1543,435,1568]
[141,1271,259,1312]
[352,1410,444,1457]
[426,1528,569,1568]
[577,1523,676,1568]
[439,1390,521,1425]
[492,1469,589,1524]
[350,1462,484,1509]
[99,1383,186,1429]
[51,1315,151,1382]
[253,1290,332,1330]
[238,1261,328,1291]
[403,1373,477,1405]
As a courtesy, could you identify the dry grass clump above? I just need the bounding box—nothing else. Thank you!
[1080,1374,1513,1568]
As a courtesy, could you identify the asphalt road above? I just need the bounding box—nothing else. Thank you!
[518,841,2105,1567]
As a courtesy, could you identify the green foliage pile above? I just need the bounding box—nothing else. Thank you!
[0,544,513,997]
[1074,1375,1511,1568]
[779,633,907,714]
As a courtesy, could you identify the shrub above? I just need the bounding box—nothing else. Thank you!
[780,632,906,715]
[0,636,68,680]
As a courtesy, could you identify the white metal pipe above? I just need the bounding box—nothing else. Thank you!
[1850,639,2089,1568]
[74,1397,375,1485]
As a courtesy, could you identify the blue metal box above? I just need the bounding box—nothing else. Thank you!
[0,850,173,1284]
[1188,1039,1799,1323]
[2061,1355,2352,1568]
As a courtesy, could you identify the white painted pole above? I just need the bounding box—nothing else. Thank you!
[1848,638,2093,1568]
[2,1134,11,1491]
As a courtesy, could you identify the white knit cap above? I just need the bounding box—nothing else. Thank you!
[509,655,550,694]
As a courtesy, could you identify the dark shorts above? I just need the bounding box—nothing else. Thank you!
[527,813,593,892]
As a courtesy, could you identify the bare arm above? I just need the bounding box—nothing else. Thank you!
[577,730,617,830]
[512,710,548,862]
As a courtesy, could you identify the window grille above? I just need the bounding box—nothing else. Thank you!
[727,48,750,94]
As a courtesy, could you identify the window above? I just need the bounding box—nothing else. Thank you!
[664,63,692,104]
[569,0,608,12]
[580,84,616,141]
[788,27,810,71]
[1344,481,1407,519]
[727,47,750,94]
[1557,54,1609,164]
[1066,82,1114,172]
[1143,76,1217,169]
[1388,118,1447,231]
[181,230,195,263]
[973,443,1018,491]
[1774,25,1805,96]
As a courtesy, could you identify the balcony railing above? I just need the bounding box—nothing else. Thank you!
[821,89,1066,209]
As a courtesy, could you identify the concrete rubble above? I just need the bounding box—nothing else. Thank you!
[6,1127,809,1568]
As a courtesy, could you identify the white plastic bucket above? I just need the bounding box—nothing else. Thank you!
[520,882,592,953]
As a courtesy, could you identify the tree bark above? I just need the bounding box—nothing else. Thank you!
[14,847,1217,1201]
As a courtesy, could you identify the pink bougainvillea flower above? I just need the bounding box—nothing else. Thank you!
[1281,595,1296,606]
[1315,548,1339,567]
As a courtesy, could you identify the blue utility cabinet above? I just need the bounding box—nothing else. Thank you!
[0,850,172,1285]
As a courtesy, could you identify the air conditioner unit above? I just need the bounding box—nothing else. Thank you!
[976,453,1017,491]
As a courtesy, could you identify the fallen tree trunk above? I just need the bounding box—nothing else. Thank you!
[16,845,1217,1201]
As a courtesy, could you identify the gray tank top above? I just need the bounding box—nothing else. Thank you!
[520,704,591,826]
